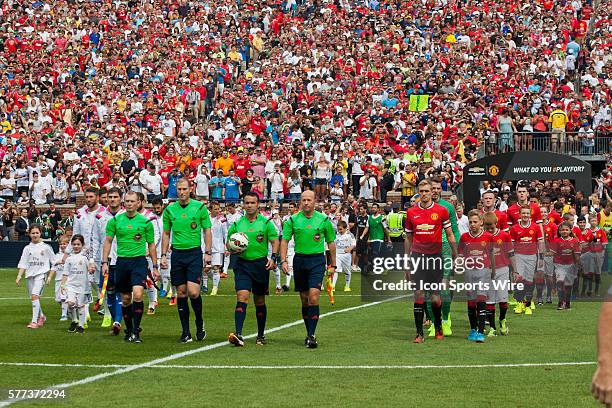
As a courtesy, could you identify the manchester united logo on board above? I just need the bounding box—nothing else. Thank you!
[190,222,197,229]
[488,165,500,176]
[430,213,439,221]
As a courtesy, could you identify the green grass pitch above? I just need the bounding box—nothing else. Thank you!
[0,268,605,407]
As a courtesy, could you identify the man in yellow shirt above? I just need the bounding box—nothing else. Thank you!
[215,151,234,175]
[549,107,568,153]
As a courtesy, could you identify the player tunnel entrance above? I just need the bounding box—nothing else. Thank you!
[461,152,593,210]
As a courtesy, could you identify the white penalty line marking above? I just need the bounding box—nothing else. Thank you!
[0,295,405,407]
[0,362,596,370]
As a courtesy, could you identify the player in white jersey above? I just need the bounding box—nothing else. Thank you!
[281,203,299,291]
[204,202,227,296]
[62,235,95,334]
[49,237,70,321]
[69,187,105,321]
[91,187,125,334]
[269,210,283,294]
[333,220,356,291]
[150,198,172,302]
[223,202,243,276]
[136,192,158,315]
[16,224,56,328]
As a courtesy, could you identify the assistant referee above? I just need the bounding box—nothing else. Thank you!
[227,192,279,347]
[102,191,158,343]
[280,190,336,349]
[160,179,212,343]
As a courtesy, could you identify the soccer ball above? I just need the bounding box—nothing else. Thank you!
[228,232,249,253]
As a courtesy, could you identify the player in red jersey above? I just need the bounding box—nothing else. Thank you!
[405,180,457,344]
[481,190,509,231]
[458,210,494,343]
[585,213,608,296]
[509,205,545,315]
[483,212,516,336]
[550,222,583,310]
[574,215,595,296]
[540,207,559,304]
[506,185,544,228]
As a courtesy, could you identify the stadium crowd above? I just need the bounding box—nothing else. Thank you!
[0,0,610,240]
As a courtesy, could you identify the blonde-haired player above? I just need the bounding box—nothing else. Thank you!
[16,224,56,328]
[333,220,356,292]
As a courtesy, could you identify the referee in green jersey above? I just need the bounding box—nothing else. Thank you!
[227,192,279,347]
[102,191,158,343]
[280,190,336,348]
[160,179,213,343]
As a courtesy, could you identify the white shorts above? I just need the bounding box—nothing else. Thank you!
[488,266,510,303]
[27,275,46,297]
[543,255,555,277]
[66,290,92,308]
[54,280,66,303]
[583,252,605,275]
[554,263,576,286]
[287,250,295,274]
[336,253,352,274]
[211,252,225,267]
[464,268,491,300]
[515,254,537,282]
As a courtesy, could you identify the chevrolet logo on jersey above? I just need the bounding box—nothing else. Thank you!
[416,224,435,231]
[520,237,532,242]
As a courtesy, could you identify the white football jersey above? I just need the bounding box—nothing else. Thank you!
[335,231,356,252]
[18,242,55,278]
[64,253,92,293]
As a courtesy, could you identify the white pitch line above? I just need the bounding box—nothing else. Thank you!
[0,295,404,407]
[0,362,596,370]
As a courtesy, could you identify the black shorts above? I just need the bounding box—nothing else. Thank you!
[115,256,148,294]
[170,247,203,286]
[356,239,368,255]
[293,253,326,292]
[234,257,269,296]
[410,252,443,290]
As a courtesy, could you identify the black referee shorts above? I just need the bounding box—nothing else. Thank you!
[293,253,327,292]
[410,252,444,290]
[115,256,148,294]
[170,247,203,286]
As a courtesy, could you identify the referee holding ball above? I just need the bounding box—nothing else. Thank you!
[102,191,158,343]
[160,179,212,343]
[227,192,279,347]
[280,190,336,348]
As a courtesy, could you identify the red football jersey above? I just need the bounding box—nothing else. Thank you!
[506,203,543,226]
[482,209,509,231]
[589,228,608,252]
[510,221,543,255]
[459,230,494,268]
[490,229,513,268]
[550,237,581,265]
[543,221,558,243]
[572,226,584,241]
[405,202,451,255]
[579,228,594,253]
[548,210,563,225]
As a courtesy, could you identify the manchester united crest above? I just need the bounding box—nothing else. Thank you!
[430,213,439,221]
